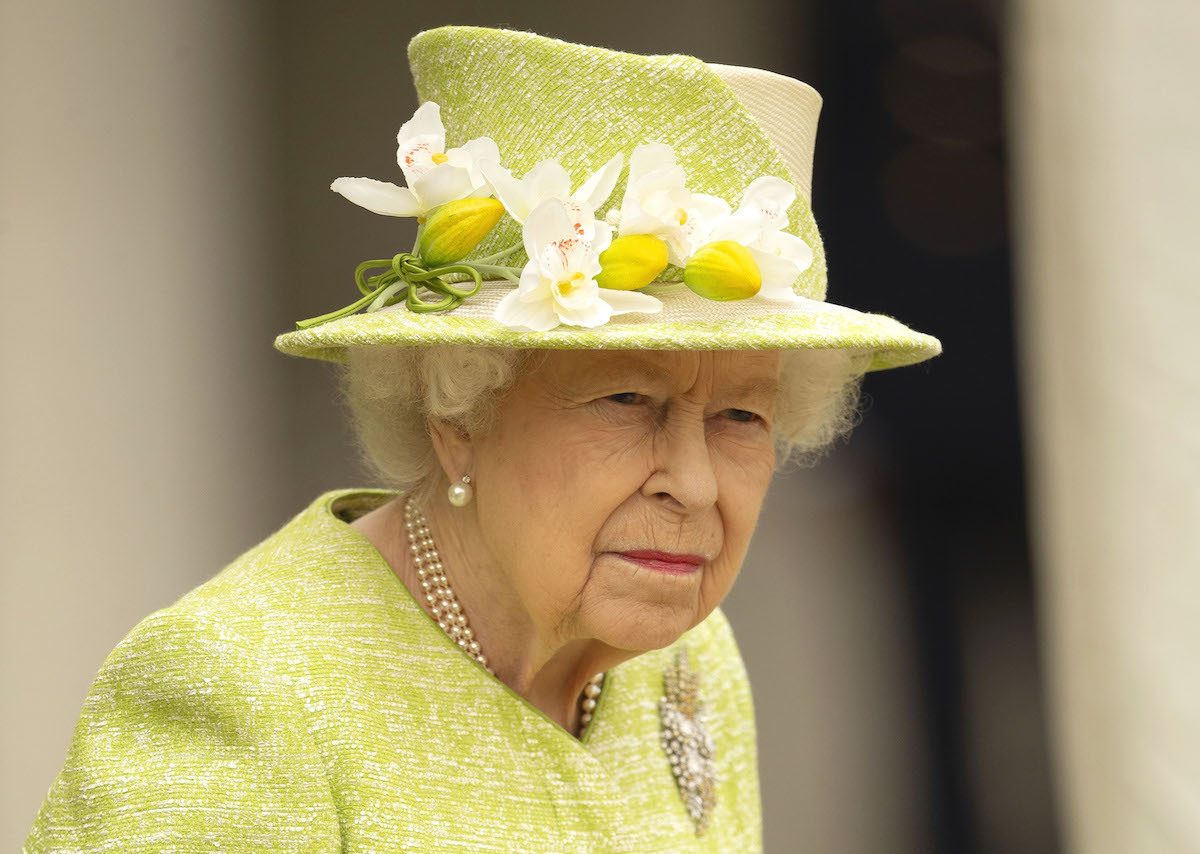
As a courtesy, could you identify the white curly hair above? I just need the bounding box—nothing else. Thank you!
[337,346,870,505]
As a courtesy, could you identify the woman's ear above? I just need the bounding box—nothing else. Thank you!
[427,417,475,487]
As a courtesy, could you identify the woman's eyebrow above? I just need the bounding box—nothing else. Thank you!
[582,358,673,387]
[719,377,781,400]
[571,357,780,398]
[606,365,781,400]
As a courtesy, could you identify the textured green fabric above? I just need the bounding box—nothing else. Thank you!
[407,26,824,299]
[276,289,941,370]
[25,489,763,853]
[273,26,942,371]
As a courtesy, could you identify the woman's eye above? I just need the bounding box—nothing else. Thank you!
[723,408,761,423]
[606,392,643,405]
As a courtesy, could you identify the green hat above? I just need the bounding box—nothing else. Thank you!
[273,25,941,372]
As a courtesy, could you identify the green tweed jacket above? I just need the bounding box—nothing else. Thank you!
[26,489,762,852]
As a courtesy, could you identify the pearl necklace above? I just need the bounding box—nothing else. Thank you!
[403,495,605,735]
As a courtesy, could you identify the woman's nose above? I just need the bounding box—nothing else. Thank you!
[641,409,719,512]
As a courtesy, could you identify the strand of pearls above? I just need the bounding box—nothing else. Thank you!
[578,672,604,730]
[403,495,604,735]
[404,495,488,669]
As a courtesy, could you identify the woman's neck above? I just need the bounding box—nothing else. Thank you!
[351,493,631,735]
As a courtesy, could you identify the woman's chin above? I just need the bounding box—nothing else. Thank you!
[571,556,709,651]
[583,604,697,653]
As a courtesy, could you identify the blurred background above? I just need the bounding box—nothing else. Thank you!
[3,1,1197,852]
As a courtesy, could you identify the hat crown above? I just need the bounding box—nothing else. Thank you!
[406,26,827,301]
[707,63,822,202]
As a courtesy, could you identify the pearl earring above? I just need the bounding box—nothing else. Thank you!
[447,474,474,507]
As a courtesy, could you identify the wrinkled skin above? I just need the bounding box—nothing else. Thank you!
[355,349,781,732]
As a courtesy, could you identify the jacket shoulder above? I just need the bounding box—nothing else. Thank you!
[25,608,340,853]
[163,489,400,643]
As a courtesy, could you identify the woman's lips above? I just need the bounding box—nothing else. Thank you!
[615,550,705,575]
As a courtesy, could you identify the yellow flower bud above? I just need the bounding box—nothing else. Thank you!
[419,198,505,266]
[683,240,762,301]
[594,234,670,291]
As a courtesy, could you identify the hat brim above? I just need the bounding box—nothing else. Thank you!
[273,280,941,372]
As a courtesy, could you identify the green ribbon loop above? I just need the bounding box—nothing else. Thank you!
[294,252,494,330]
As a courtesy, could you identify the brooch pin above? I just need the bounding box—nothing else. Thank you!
[659,646,717,835]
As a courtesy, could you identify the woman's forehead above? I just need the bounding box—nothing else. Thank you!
[533,349,782,392]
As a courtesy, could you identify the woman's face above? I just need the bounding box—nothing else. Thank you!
[465,349,781,653]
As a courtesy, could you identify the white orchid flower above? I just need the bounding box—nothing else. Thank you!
[330,101,500,218]
[615,143,732,266]
[480,153,623,240]
[709,176,814,299]
[494,199,663,331]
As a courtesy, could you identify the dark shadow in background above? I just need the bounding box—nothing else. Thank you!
[799,1,1060,851]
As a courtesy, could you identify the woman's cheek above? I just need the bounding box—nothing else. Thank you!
[706,459,773,600]
[562,425,658,506]
[697,553,743,625]
[714,435,775,496]
[710,424,775,470]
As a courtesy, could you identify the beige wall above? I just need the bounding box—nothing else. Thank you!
[0,0,288,846]
[1010,0,1200,851]
[2,2,929,851]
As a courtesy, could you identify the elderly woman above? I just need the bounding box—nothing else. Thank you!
[26,25,939,853]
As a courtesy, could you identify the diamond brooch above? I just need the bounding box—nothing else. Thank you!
[659,646,717,835]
